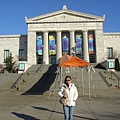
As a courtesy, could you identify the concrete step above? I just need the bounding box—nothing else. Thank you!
[0,73,21,91]
[0,65,120,94]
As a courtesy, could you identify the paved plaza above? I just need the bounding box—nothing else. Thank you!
[0,88,120,120]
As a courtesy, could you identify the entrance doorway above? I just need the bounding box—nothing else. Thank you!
[50,56,56,64]
[89,54,96,63]
[37,55,43,64]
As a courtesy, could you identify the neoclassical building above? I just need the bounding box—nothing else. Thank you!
[0,5,120,71]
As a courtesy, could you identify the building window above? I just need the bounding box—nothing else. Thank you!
[19,49,25,61]
[4,50,10,63]
[107,47,113,58]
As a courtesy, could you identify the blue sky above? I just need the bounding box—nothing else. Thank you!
[0,0,120,35]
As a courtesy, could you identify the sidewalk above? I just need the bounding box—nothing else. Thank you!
[0,89,120,120]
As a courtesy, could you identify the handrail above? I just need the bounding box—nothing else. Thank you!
[35,64,42,73]
[111,71,120,88]
[48,69,60,99]
[11,73,23,89]
[99,72,112,87]
[50,68,60,89]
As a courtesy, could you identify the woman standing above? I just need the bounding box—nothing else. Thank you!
[58,76,78,120]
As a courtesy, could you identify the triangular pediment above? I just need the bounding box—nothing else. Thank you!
[26,6,104,23]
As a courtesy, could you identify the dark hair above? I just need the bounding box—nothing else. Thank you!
[64,76,71,85]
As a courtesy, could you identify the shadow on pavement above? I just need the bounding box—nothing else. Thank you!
[12,112,40,120]
[74,115,97,120]
[32,106,97,120]
[32,106,64,115]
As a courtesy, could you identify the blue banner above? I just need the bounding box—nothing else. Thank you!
[62,35,69,54]
[36,35,42,55]
[76,34,82,54]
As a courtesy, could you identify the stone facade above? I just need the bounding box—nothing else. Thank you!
[103,33,120,59]
[0,6,120,71]
[0,35,27,62]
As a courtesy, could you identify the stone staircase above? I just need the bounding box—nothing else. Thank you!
[0,64,120,95]
[0,73,21,91]
[17,64,59,95]
[48,66,119,95]
[50,66,120,95]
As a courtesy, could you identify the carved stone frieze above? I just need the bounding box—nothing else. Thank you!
[42,22,85,27]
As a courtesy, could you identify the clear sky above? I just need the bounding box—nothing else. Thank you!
[0,0,120,35]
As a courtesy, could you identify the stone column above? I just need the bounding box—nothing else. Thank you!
[83,30,89,62]
[27,31,36,64]
[70,30,75,56]
[56,31,62,64]
[95,30,104,63]
[43,31,49,64]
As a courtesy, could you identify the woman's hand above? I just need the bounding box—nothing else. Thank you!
[63,94,68,98]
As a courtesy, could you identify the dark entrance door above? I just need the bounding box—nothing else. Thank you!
[50,55,56,64]
[37,55,43,64]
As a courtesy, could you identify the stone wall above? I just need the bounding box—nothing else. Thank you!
[103,32,120,60]
[0,35,27,65]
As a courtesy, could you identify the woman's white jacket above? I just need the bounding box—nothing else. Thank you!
[58,83,78,106]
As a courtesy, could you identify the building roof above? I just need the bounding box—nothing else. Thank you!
[26,5,104,24]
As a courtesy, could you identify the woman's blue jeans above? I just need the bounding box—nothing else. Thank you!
[63,105,75,120]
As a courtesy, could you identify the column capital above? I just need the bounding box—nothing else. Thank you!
[42,31,49,33]
[56,30,62,33]
[82,29,88,32]
[69,30,75,32]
